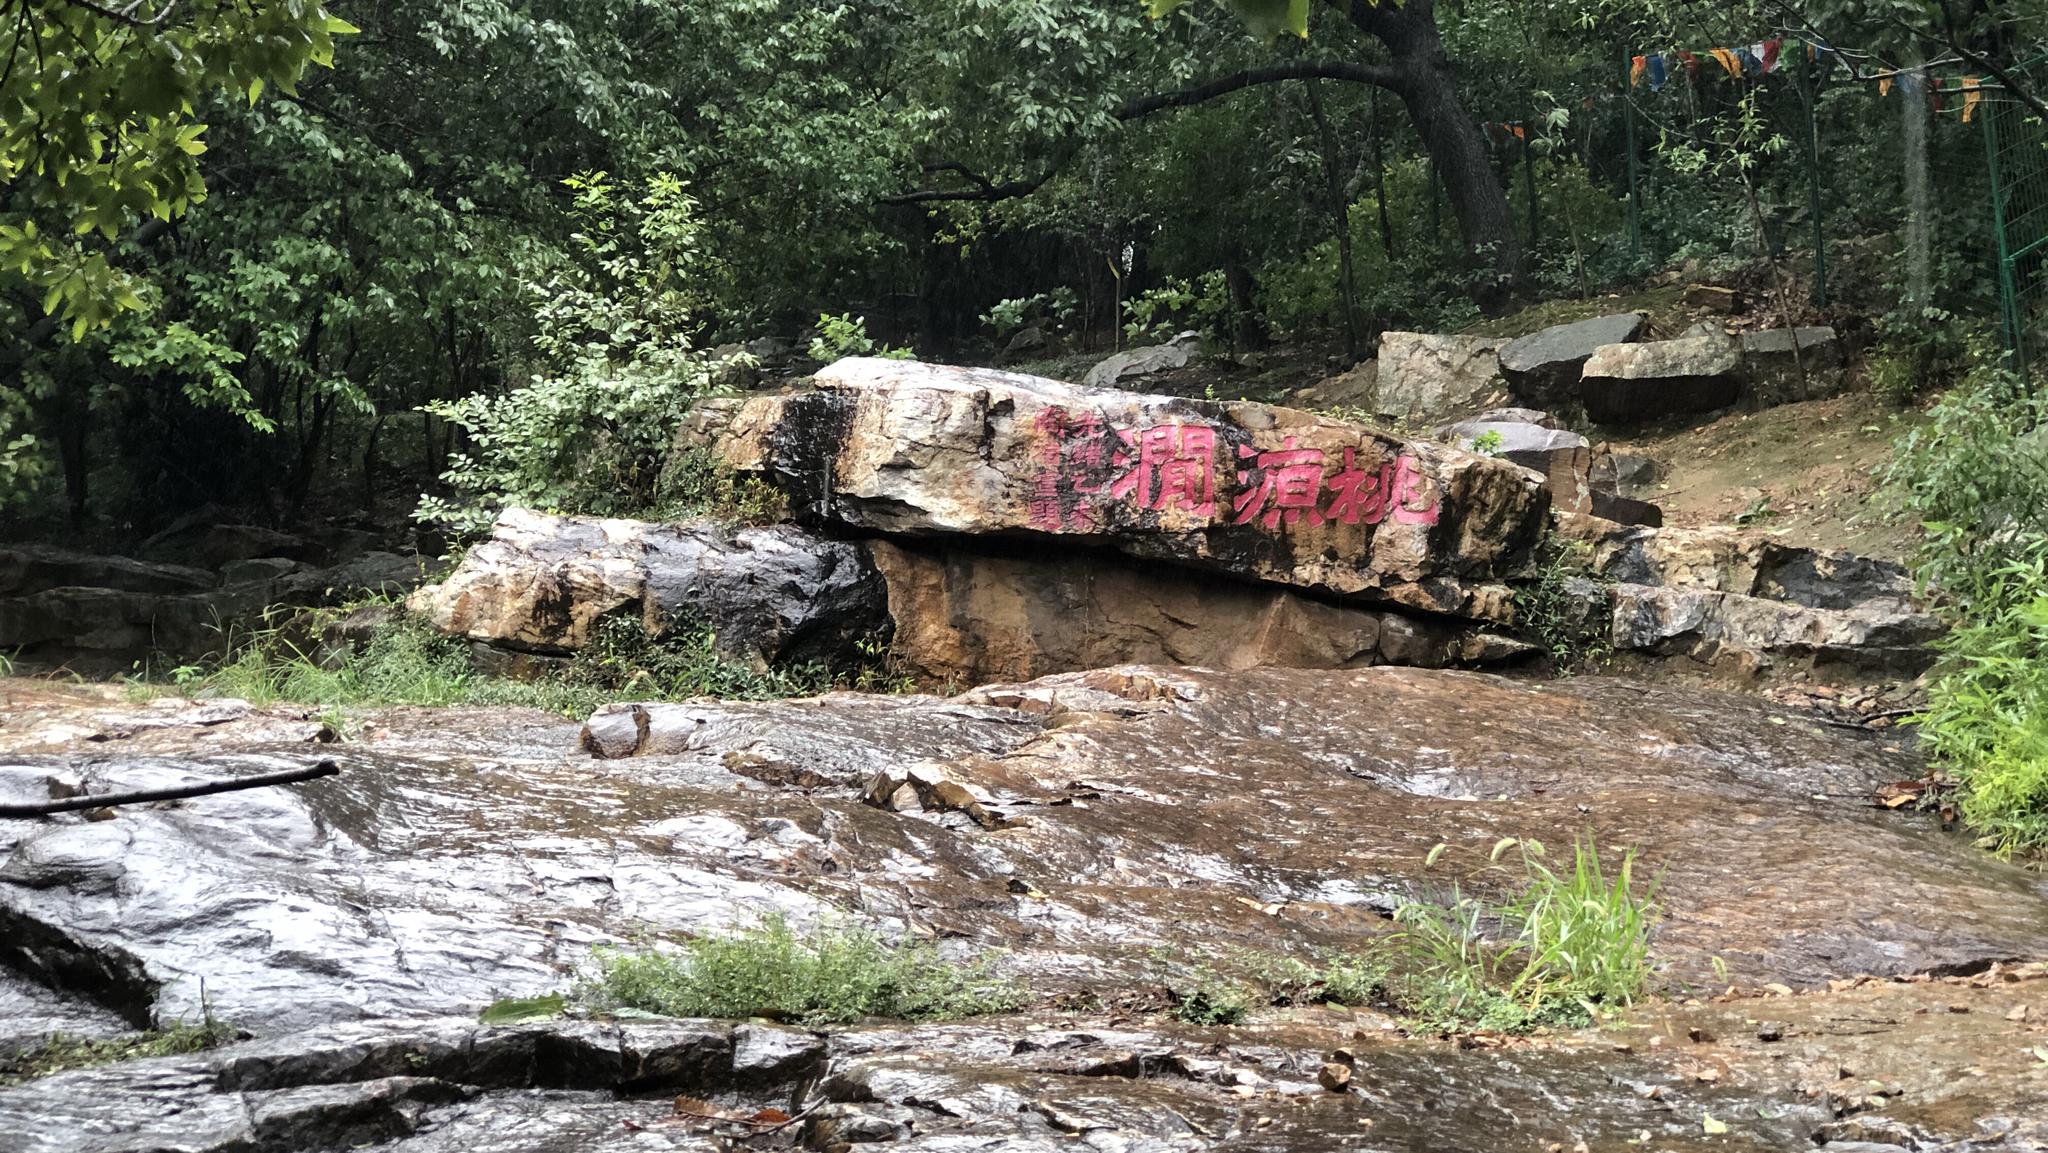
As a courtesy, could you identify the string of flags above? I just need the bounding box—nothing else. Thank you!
[1630,38,1990,121]
[1630,38,1811,89]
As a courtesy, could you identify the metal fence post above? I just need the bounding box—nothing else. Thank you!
[1623,56,1643,263]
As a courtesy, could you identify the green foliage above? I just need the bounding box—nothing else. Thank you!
[1867,347,1922,409]
[1147,0,1311,41]
[573,614,838,703]
[982,288,1080,341]
[1232,948,1389,1008]
[1884,358,2048,854]
[1,2,356,337]
[0,1011,235,1086]
[1512,536,1612,670]
[582,915,1024,1025]
[1470,429,1505,456]
[1166,973,1255,1025]
[655,447,790,527]
[478,993,566,1024]
[417,172,721,533]
[1121,272,1227,342]
[808,313,915,363]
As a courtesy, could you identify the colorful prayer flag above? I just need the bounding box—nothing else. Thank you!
[1710,47,1742,78]
[1631,54,1648,85]
[1963,76,1982,122]
[1648,54,1669,91]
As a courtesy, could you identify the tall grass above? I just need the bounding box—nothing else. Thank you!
[136,604,889,718]
[1382,835,1658,1032]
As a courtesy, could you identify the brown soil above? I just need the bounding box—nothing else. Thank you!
[1603,394,1924,562]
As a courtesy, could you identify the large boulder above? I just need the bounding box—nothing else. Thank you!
[1740,326,1846,406]
[1081,332,1199,390]
[1288,359,1377,411]
[408,509,887,666]
[1497,312,1647,411]
[1579,334,1744,425]
[715,359,1550,623]
[1370,332,1507,426]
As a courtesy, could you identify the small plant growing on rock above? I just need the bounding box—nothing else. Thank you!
[1470,429,1505,457]
[581,916,1022,1025]
[655,446,788,527]
[1,1007,235,1085]
[1512,536,1612,672]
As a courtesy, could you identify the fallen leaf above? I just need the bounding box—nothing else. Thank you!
[479,993,565,1024]
[1702,1112,1729,1135]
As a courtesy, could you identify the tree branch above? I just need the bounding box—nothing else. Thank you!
[0,761,340,818]
[1112,60,1400,122]
[883,59,1401,206]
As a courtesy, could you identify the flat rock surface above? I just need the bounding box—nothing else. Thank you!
[4,668,2042,1041]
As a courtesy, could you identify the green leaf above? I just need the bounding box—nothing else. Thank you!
[479,993,566,1024]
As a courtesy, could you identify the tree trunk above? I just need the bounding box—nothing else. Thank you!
[1304,79,1361,359]
[1369,89,1395,260]
[1344,0,1520,305]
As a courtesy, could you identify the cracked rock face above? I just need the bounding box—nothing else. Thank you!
[715,358,1550,623]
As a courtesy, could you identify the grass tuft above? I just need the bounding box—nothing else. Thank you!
[1381,835,1658,1032]
[1,1014,236,1085]
[580,916,1024,1026]
[1200,835,1656,1035]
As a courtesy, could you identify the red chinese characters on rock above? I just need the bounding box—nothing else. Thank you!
[1028,407,1117,532]
[1026,409,1439,533]
[1108,424,1216,517]
[1233,439,1440,529]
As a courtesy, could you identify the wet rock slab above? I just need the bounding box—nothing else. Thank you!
[5,675,2048,1150]
[10,966,2048,1153]
[0,1010,1839,1153]
[6,664,2040,1046]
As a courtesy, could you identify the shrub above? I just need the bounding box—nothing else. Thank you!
[416,172,723,535]
[808,312,914,362]
[1884,358,2048,854]
[581,916,1023,1025]
[655,446,788,526]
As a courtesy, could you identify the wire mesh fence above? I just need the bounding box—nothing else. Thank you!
[1980,69,2048,372]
